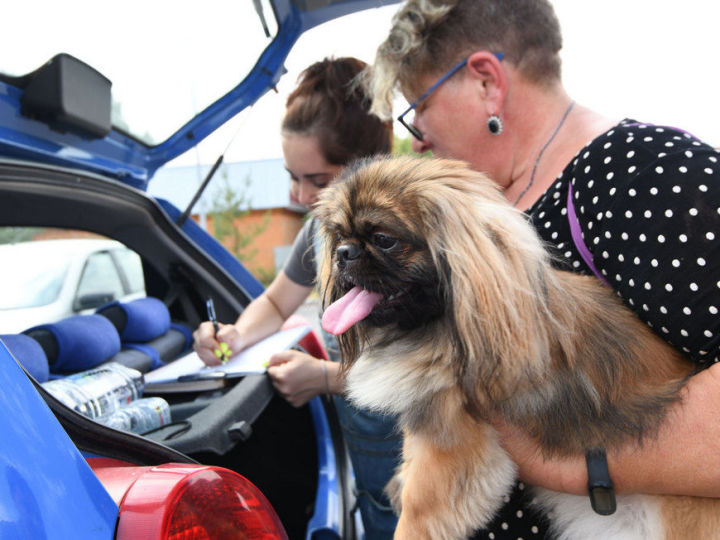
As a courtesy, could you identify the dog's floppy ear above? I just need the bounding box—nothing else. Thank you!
[418,166,555,415]
[314,180,366,369]
[316,222,334,313]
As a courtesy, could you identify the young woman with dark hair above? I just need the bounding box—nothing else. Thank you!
[194,57,400,539]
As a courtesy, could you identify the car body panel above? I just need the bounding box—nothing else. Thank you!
[0,0,400,189]
[0,1,402,537]
[0,339,118,538]
[306,397,342,537]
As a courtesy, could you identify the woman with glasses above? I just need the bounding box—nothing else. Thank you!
[193,56,401,539]
[369,0,720,538]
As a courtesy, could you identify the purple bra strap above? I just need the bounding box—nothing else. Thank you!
[567,183,610,287]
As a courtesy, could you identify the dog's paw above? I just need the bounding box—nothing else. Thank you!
[385,470,404,512]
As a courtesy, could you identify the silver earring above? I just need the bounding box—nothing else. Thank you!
[487,115,503,135]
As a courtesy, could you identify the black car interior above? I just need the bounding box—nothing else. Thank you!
[0,46,361,538]
[0,160,353,538]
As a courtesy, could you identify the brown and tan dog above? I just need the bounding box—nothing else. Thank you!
[315,155,719,539]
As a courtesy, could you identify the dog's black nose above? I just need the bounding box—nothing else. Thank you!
[337,243,362,263]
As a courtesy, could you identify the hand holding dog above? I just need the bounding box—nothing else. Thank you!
[496,361,720,498]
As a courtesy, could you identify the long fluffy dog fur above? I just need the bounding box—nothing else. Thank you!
[314,155,719,539]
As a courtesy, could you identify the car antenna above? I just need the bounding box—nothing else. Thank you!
[176,114,247,227]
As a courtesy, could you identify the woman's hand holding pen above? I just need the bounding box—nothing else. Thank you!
[192,321,242,366]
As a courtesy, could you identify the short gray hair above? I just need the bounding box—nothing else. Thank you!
[368,0,563,119]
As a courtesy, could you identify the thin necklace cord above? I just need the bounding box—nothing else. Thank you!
[513,100,576,207]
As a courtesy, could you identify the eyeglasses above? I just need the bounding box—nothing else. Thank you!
[397,52,505,141]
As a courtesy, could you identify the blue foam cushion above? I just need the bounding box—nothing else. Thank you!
[170,322,194,352]
[122,343,164,370]
[98,297,171,342]
[0,334,50,382]
[26,314,121,374]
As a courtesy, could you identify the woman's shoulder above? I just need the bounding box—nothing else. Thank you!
[560,121,719,364]
[297,215,317,239]
[567,118,718,198]
[576,119,716,162]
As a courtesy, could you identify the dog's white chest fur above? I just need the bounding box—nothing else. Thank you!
[345,351,668,540]
[344,343,455,417]
[535,490,664,539]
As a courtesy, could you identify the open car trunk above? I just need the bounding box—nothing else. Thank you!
[0,159,356,539]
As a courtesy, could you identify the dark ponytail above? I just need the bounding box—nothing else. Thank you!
[282,57,392,165]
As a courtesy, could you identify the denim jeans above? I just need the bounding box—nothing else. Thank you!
[333,395,401,540]
[320,325,401,539]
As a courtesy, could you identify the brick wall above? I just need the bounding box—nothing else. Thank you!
[33,229,104,241]
[206,208,304,276]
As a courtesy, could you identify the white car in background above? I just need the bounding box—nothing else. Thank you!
[0,238,145,333]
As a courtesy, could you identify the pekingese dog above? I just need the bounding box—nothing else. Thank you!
[314,156,719,539]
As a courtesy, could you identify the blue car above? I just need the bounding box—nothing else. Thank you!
[0,1,399,538]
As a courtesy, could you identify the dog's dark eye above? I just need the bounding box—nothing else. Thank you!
[372,233,397,250]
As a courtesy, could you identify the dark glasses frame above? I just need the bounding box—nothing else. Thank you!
[397,52,505,141]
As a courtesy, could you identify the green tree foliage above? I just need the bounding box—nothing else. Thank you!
[392,135,431,157]
[208,168,270,268]
[111,101,131,134]
[0,227,46,244]
[392,135,414,156]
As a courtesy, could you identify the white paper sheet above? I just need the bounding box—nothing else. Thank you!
[144,325,311,384]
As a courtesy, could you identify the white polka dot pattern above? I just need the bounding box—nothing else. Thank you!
[530,120,719,366]
[472,481,547,538]
[472,119,719,540]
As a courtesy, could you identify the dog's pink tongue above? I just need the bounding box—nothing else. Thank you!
[322,286,383,335]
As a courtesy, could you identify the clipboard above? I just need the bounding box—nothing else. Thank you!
[144,325,311,393]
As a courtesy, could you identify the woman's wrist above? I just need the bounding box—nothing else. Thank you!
[320,361,330,396]
[318,360,344,395]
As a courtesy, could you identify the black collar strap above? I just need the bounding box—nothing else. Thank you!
[585,448,617,515]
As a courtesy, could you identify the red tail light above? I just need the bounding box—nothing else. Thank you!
[88,459,288,540]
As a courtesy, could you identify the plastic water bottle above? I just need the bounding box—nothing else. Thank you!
[104,397,171,434]
[41,378,97,418]
[101,362,145,405]
[42,362,145,420]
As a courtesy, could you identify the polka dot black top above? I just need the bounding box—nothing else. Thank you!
[531,119,719,366]
[473,120,719,539]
